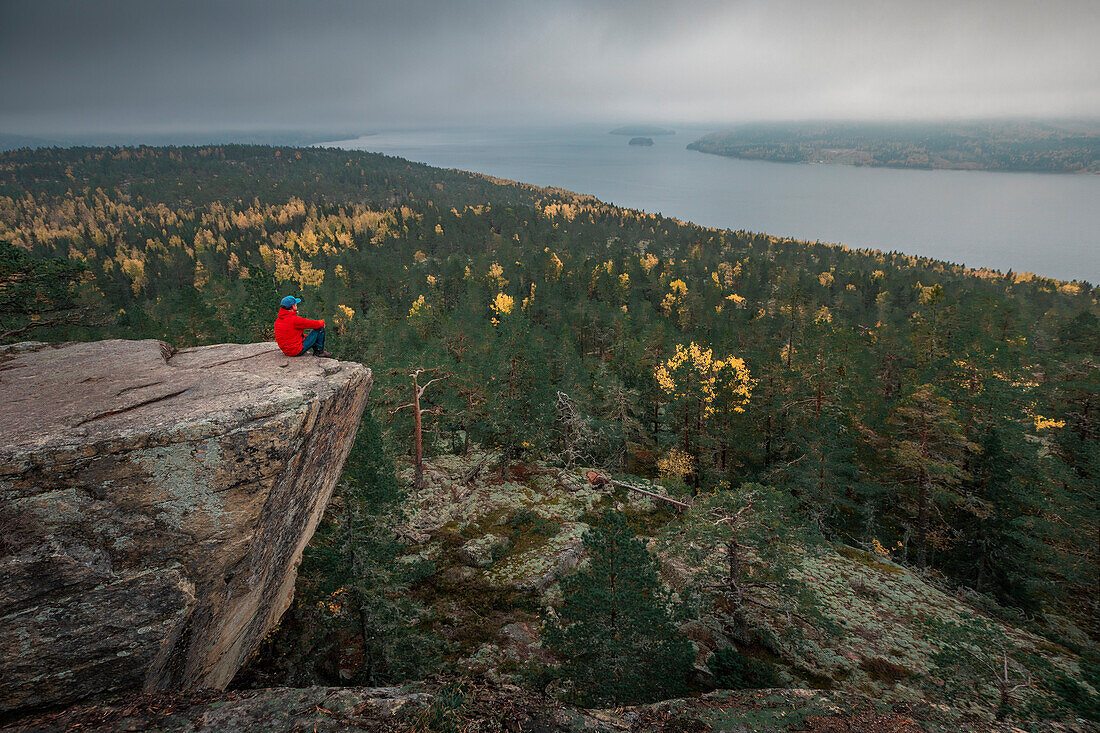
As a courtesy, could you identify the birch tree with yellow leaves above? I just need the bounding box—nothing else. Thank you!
[656,342,754,488]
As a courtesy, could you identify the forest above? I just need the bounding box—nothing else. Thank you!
[688,120,1100,172]
[1,145,1097,725]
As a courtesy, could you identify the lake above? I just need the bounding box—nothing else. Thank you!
[323,126,1099,283]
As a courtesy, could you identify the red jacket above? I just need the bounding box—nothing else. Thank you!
[274,308,325,356]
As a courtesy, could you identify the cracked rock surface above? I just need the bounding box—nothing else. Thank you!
[0,340,372,715]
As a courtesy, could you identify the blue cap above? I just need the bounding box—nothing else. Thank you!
[280,296,301,309]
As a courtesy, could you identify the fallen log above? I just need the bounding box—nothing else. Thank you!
[585,471,691,510]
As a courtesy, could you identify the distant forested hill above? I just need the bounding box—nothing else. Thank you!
[0,130,362,151]
[1,144,1097,672]
[688,121,1100,173]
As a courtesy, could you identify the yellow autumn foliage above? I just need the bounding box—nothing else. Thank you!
[657,449,694,481]
[193,261,209,291]
[491,292,515,319]
[916,282,941,305]
[547,251,563,280]
[334,304,355,334]
[408,294,430,319]
[655,342,753,417]
[1033,415,1065,431]
[118,257,146,295]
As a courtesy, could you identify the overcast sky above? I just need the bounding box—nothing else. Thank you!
[2,0,1098,136]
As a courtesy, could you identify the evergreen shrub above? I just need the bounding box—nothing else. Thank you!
[707,647,779,689]
[543,510,694,706]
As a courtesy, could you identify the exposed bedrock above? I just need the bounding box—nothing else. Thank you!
[0,340,372,715]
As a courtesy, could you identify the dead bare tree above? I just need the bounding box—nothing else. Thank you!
[709,501,756,609]
[600,380,642,470]
[556,391,596,469]
[391,369,446,496]
[990,652,1033,718]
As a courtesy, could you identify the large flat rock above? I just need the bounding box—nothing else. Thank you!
[0,340,372,715]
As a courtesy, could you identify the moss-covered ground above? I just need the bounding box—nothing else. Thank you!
[393,451,1096,728]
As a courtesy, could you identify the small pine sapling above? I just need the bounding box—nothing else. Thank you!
[543,510,694,706]
[921,615,1032,720]
[665,483,833,653]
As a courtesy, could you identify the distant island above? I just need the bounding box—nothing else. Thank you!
[628,137,654,146]
[611,125,675,136]
[687,121,1100,173]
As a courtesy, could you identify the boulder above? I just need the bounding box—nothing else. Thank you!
[0,340,372,714]
[485,521,588,593]
[500,621,553,665]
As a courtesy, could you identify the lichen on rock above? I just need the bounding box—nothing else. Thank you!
[457,534,512,568]
[0,340,372,715]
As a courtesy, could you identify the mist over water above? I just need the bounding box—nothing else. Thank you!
[324,126,1099,283]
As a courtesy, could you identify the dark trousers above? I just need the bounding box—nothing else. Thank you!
[297,328,325,355]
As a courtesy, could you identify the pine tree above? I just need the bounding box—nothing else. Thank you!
[887,383,975,566]
[946,427,1050,611]
[766,323,865,536]
[480,308,555,471]
[670,483,825,637]
[543,511,694,706]
[233,266,279,342]
[0,239,86,342]
[287,410,437,685]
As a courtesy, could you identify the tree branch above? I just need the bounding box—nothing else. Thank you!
[417,375,447,396]
[0,316,63,342]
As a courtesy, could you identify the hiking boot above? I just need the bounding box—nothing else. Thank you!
[315,350,335,359]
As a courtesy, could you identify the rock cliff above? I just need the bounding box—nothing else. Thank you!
[0,340,372,715]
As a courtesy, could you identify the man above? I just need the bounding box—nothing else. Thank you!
[274,295,333,357]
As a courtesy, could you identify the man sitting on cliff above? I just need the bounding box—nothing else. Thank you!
[274,296,333,358]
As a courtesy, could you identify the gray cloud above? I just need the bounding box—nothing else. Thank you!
[1,0,1097,136]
